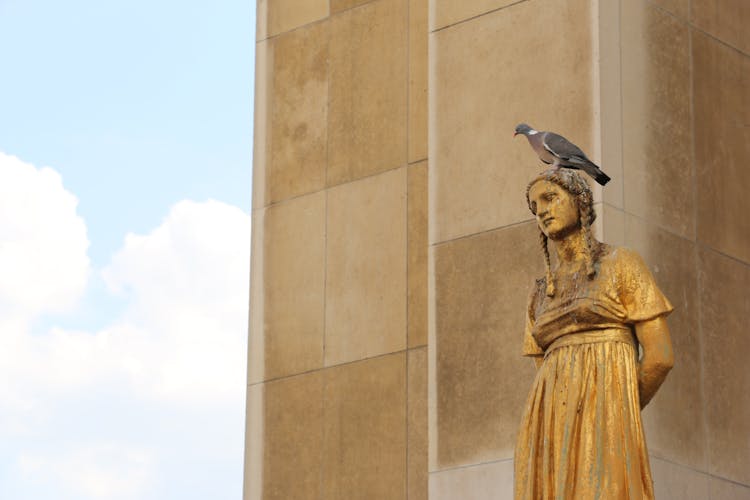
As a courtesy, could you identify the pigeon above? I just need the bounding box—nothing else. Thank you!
[514,123,611,186]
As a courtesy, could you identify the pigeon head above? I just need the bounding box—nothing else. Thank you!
[514,123,535,137]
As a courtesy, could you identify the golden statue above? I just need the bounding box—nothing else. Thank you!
[514,169,674,500]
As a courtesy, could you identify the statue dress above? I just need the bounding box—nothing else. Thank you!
[514,244,673,500]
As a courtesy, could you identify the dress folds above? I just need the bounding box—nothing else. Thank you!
[514,246,673,500]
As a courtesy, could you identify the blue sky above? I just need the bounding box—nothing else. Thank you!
[0,0,255,498]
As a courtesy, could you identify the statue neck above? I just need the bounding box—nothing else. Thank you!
[551,227,589,268]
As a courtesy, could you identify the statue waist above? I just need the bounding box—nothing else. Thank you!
[543,328,637,358]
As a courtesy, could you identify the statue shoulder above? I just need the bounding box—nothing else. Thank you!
[600,246,657,295]
[603,245,647,268]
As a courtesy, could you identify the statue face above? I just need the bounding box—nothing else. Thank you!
[528,180,580,240]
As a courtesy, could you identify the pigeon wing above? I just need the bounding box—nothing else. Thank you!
[543,132,610,185]
[542,132,589,162]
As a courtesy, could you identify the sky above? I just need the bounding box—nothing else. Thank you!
[0,0,255,498]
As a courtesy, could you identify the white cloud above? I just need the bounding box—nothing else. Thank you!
[0,153,250,499]
[101,198,251,403]
[18,443,156,499]
[0,153,93,436]
[0,152,90,316]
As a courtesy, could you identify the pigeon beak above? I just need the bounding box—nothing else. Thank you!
[513,132,518,137]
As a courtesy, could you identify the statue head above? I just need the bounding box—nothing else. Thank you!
[526,169,596,232]
[525,169,598,296]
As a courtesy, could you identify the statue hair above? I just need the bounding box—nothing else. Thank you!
[525,169,599,297]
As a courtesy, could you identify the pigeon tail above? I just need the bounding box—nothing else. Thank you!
[565,156,611,186]
[592,168,611,186]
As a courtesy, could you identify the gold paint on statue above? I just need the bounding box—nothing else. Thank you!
[515,170,674,499]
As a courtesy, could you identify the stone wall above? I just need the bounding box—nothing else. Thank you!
[244,0,428,498]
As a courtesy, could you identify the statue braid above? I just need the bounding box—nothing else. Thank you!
[539,230,555,296]
[579,197,597,279]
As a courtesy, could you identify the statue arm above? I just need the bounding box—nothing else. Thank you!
[634,316,674,409]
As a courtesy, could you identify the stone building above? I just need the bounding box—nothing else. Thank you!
[244,0,750,498]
